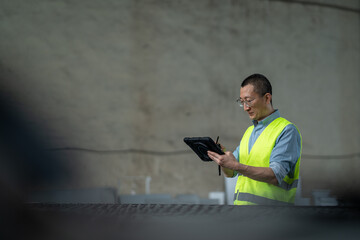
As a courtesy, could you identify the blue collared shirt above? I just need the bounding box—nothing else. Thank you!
[232,110,301,185]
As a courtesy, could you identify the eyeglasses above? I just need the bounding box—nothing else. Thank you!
[236,97,255,108]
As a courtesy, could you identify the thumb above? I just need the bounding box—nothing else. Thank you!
[220,144,226,152]
[225,151,235,159]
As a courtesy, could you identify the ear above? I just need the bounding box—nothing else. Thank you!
[264,93,272,104]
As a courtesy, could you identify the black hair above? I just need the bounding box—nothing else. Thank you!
[241,73,272,96]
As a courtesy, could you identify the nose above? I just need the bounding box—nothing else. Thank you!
[244,104,250,111]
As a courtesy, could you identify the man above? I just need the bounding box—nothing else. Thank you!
[208,74,302,205]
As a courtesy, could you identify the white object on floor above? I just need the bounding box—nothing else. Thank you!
[209,191,225,205]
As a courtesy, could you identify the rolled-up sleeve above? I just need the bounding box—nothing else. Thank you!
[233,145,239,161]
[269,124,301,186]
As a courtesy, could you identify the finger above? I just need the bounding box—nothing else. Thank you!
[207,151,219,163]
[207,151,219,158]
[220,144,226,151]
[208,152,219,162]
[207,151,215,159]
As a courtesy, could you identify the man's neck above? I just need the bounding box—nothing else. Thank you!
[257,108,275,122]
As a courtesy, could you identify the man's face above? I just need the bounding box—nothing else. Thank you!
[239,84,269,121]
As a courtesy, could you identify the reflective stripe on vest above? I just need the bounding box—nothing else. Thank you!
[279,179,298,191]
[233,191,294,206]
[234,117,302,206]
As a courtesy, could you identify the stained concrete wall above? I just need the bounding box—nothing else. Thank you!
[0,0,359,199]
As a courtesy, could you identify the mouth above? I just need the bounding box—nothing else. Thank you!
[248,112,255,118]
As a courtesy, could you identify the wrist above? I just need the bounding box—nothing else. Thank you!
[235,163,248,175]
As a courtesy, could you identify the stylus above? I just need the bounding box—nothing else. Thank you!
[216,136,221,176]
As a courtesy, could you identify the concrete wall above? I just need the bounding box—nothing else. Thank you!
[0,0,359,199]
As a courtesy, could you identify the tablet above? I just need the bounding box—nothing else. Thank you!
[183,137,224,162]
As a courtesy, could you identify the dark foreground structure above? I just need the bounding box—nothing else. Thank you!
[4,204,360,240]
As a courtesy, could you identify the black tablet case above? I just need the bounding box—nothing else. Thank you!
[183,137,224,161]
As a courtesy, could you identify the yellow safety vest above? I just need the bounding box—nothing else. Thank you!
[234,117,302,205]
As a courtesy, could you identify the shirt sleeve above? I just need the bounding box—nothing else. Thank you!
[233,146,239,161]
[269,124,301,185]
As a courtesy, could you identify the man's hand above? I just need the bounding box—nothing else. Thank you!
[207,150,239,177]
[207,150,238,169]
[207,150,278,186]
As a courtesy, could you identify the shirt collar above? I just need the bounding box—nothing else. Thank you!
[252,109,280,127]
